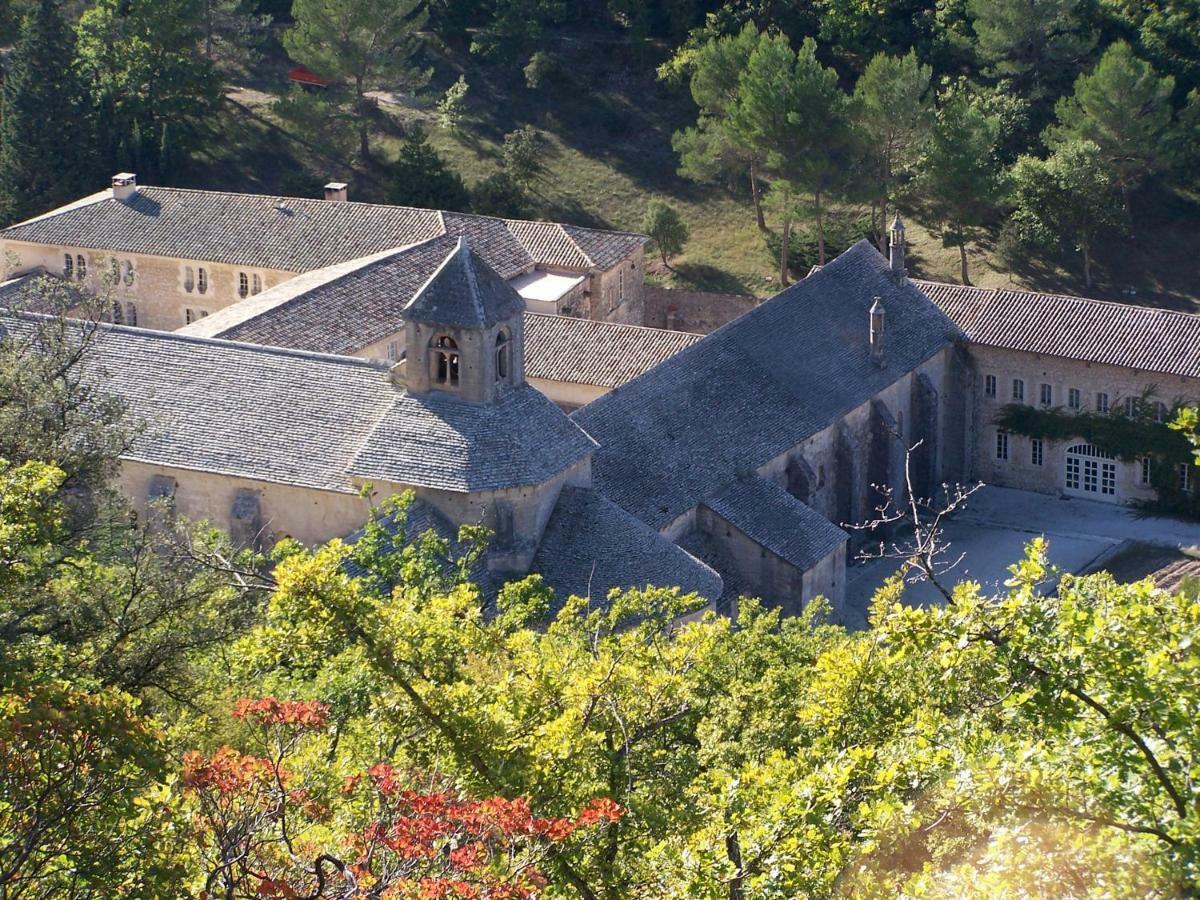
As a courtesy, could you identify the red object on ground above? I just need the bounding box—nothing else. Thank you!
[287,65,328,88]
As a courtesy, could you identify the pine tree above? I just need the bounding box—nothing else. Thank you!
[0,0,99,225]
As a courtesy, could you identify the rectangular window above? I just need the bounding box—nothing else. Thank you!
[1124,396,1137,417]
[996,429,1009,461]
[1068,388,1081,410]
[1039,383,1052,406]
[185,308,194,325]
[387,341,401,361]
[63,254,73,278]
[1031,438,1043,466]
[1012,378,1025,402]
[238,272,249,298]
[985,374,996,398]
[125,302,137,326]
[198,267,208,294]
[618,269,625,301]
[1141,457,1152,485]
[1096,392,1109,413]
[184,266,194,293]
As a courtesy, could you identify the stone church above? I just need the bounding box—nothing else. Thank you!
[2,176,1198,617]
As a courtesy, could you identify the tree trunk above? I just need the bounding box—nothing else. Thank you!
[725,832,746,900]
[959,242,971,286]
[779,219,791,286]
[660,246,673,271]
[749,159,766,232]
[356,76,370,161]
[815,190,826,267]
[876,199,889,255]
[1121,181,1136,241]
[1082,239,1092,288]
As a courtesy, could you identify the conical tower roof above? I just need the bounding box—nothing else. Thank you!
[403,236,526,329]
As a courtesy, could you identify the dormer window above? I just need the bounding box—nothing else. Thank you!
[432,335,460,386]
[495,330,510,381]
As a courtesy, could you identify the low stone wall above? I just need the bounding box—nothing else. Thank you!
[643,285,761,334]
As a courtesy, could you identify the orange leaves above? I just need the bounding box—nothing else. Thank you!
[232,697,331,730]
[180,746,274,794]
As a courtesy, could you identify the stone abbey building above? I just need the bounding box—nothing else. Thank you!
[2,176,1198,616]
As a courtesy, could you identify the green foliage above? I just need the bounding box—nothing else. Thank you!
[918,92,1005,284]
[387,125,470,211]
[642,197,690,267]
[284,0,430,159]
[1047,41,1178,210]
[436,73,470,130]
[523,49,562,91]
[468,0,565,64]
[969,0,1096,101]
[76,0,221,181]
[764,211,874,278]
[1009,139,1124,287]
[469,170,528,217]
[501,124,545,188]
[0,0,101,225]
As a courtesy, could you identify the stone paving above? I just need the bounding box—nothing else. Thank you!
[841,486,1200,630]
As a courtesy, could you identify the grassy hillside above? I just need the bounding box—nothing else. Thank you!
[190,31,1200,311]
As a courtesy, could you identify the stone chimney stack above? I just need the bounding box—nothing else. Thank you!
[112,173,137,202]
[869,297,886,366]
[888,212,906,274]
[323,182,348,202]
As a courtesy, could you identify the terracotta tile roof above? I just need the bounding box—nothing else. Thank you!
[523,314,701,388]
[917,280,1200,378]
[1,185,646,276]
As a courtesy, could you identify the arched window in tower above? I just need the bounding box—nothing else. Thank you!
[495,330,510,381]
[432,335,460,386]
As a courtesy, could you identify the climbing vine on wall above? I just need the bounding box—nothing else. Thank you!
[994,398,1200,518]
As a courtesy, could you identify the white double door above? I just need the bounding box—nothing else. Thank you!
[1064,443,1119,502]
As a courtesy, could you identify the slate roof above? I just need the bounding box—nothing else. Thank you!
[403,238,526,329]
[349,384,596,492]
[917,280,1200,379]
[573,241,960,530]
[1,185,646,275]
[529,487,723,610]
[524,314,702,388]
[0,272,85,314]
[0,313,594,494]
[702,476,847,571]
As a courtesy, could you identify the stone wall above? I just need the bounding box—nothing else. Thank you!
[2,239,294,331]
[642,285,761,334]
[968,345,1200,503]
[583,248,645,325]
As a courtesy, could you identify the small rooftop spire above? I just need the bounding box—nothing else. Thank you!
[888,213,906,274]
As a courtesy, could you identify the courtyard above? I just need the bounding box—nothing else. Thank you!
[842,485,1200,630]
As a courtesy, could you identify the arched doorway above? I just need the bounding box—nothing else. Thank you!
[1064,443,1119,502]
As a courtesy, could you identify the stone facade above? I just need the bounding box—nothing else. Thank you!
[643,285,760,334]
[968,345,1200,504]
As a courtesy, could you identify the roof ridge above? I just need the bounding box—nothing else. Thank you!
[523,311,703,337]
[558,222,596,268]
[1,308,391,371]
[917,277,1200,322]
[1,189,112,231]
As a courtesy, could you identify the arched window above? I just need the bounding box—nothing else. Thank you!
[252,274,262,295]
[197,267,208,295]
[184,266,195,293]
[238,272,249,298]
[495,330,510,381]
[62,254,73,278]
[75,255,86,280]
[432,335,459,386]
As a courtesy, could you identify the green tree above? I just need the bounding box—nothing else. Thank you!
[284,0,430,161]
[1010,139,1124,287]
[853,50,934,252]
[76,0,221,181]
[918,94,1005,285]
[470,171,528,218]
[501,125,544,188]
[0,0,99,226]
[732,33,855,277]
[387,125,471,211]
[969,0,1096,103]
[436,74,470,130]
[668,22,769,231]
[642,198,690,269]
[1047,41,1177,225]
[469,0,565,64]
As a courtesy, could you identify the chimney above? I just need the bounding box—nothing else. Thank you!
[324,182,348,202]
[889,212,906,274]
[869,297,886,366]
[112,173,137,202]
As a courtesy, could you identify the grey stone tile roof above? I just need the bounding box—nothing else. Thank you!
[573,241,960,530]
[349,384,596,492]
[403,238,526,329]
[917,280,1200,379]
[702,476,846,571]
[529,487,723,610]
[524,314,702,388]
[0,272,85,314]
[2,185,645,274]
[1,312,594,494]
